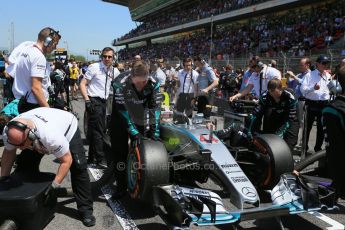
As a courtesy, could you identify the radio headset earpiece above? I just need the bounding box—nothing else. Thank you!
[5,120,39,142]
[43,28,59,48]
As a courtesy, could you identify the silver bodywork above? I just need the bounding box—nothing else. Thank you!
[162,123,259,210]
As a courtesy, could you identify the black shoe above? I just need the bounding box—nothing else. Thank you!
[82,214,96,227]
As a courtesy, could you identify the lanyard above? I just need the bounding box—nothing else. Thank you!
[104,67,114,99]
[183,70,194,93]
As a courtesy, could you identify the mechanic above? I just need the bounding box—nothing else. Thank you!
[110,60,162,198]
[80,47,120,168]
[193,56,219,118]
[0,107,95,227]
[216,79,298,150]
[230,61,281,101]
[12,27,60,113]
[175,57,199,118]
[322,65,345,200]
[300,55,331,153]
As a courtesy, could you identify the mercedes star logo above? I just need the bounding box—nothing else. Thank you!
[242,187,257,198]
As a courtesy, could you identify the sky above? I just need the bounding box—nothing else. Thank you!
[0,0,137,57]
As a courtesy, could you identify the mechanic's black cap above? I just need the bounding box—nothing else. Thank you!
[316,55,330,64]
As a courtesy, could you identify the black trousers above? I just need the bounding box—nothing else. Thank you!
[110,110,145,190]
[87,97,106,164]
[197,95,209,117]
[305,101,327,151]
[16,129,93,217]
[176,93,194,117]
[282,121,299,151]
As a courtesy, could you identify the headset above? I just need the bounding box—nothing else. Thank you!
[4,120,40,147]
[43,28,60,48]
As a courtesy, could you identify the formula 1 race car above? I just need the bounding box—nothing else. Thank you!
[120,111,337,229]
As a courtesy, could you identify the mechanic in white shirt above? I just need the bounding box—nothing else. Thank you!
[11,27,61,113]
[300,55,331,152]
[0,107,95,227]
[175,57,199,117]
[5,41,35,78]
[230,61,281,101]
[80,47,120,168]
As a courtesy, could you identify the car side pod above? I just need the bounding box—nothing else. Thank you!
[0,172,57,230]
[153,185,240,228]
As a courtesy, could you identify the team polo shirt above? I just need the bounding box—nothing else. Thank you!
[153,68,167,86]
[177,69,199,94]
[84,62,117,99]
[247,72,261,97]
[198,65,217,90]
[3,108,78,158]
[300,69,331,101]
[12,45,51,104]
[260,66,282,92]
[6,41,35,78]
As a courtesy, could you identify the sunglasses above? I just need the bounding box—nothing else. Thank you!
[102,55,113,59]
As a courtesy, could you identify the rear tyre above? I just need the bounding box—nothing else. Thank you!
[127,139,169,202]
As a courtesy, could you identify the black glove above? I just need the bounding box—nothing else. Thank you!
[131,133,143,148]
[85,100,94,113]
[43,181,59,206]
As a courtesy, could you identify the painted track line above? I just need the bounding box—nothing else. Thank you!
[89,167,139,230]
[309,211,345,230]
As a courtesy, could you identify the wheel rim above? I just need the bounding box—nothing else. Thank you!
[127,147,142,198]
[127,153,138,192]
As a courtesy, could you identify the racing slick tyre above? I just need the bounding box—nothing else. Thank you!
[127,139,169,202]
[254,134,294,189]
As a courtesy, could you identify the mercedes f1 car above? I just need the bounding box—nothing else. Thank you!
[121,110,337,229]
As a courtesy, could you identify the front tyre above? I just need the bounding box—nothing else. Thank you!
[254,134,294,189]
[127,139,169,202]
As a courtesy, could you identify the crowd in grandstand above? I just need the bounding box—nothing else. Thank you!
[118,1,345,61]
[117,0,268,41]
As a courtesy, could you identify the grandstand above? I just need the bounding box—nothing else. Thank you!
[104,0,345,71]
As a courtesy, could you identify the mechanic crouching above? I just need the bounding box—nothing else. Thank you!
[110,61,162,199]
[0,108,95,227]
[215,79,299,151]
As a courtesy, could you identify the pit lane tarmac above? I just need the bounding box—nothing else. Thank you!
[5,99,343,230]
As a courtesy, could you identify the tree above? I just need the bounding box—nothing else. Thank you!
[70,54,86,62]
